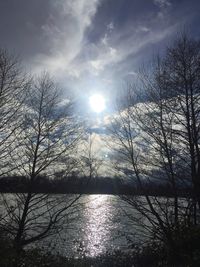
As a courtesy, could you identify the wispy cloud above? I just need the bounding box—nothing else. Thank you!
[31,0,174,78]
[32,0,101,75]
[154,0,171,8]
[26,0,198,100]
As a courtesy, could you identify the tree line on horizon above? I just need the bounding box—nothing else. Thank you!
[0,174,193,196]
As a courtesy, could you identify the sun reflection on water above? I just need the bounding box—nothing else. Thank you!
[83,194,113,257]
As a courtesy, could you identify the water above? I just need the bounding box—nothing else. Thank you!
[44,195,137,257]
[40,195,187,257]
[0,194,147,257]
[40,194,142,257]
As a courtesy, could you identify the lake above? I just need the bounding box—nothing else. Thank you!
[0,194,155,257]
[39,194,145,257]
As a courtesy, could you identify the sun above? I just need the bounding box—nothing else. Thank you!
[89,94,106,113]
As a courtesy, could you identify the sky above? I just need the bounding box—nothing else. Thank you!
[0,0,200,113]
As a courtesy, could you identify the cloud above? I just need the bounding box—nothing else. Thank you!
[153,0,172,19]
[26,0,197,101]
[31,0,101,75]
[154,0,171,8]
[31,0,174,82]
[86,22,176,76]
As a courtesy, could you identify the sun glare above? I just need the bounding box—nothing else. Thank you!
[89,94,106,113]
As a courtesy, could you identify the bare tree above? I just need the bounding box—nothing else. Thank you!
[163,34,200,212]
[107,96,182,249]
[81,131,104,180]
[108,33,200,256]
[0,49,30,176]
[0,73,82,253]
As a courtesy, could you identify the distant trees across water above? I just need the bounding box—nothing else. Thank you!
[0,175,193,197]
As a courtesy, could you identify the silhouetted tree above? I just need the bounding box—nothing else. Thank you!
[108,33,200,257]
[81,132,104,179]
[0,73,82,254]
[162,33,200,213]
[0,49,30,176]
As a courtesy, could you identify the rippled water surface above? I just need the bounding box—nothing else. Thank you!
[1,194,187,257]
[47,194,140,257]
[1,194,142,257]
